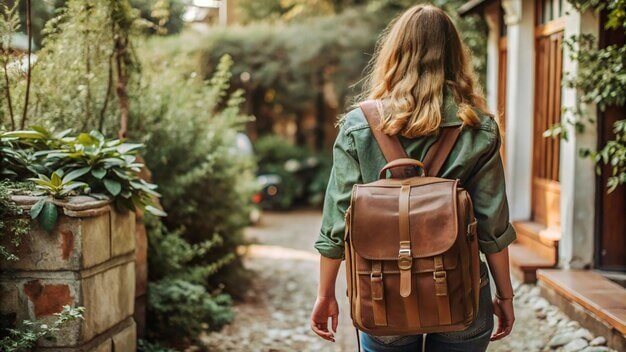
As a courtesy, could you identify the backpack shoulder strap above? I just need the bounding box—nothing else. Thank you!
[360,100,412,178]
[422,127,462,177]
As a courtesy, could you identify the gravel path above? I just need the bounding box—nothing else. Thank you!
[202,210,615,352]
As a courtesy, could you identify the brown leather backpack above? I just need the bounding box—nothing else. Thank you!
[344,100,481,336]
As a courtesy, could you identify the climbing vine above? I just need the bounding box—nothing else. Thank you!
[546,1,626,192]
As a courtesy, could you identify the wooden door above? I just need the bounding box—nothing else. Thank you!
[532,0,564,228]
[595,11,626,271]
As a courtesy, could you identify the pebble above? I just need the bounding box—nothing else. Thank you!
[567,320,581,329]
[573,328,594,341]
[590,336,607,347]
[563,338,589,352]
[549,333,573,348]
[533,297,550,311]
[581,347,610,352]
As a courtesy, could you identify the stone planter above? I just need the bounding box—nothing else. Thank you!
[0,195,137,351]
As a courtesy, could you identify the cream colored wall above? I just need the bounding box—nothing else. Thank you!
[558,3,599,269]
[501,0,535,222]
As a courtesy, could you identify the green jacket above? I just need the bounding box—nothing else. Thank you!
[315,96,517,259]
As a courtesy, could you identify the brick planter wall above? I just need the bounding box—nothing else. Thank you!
[0,196,137,351]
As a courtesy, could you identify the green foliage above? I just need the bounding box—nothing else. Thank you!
[138,339,178,352]
[548,3,626,192]
[0,306,84,352]
[564,35,626,110]
[131,0,186,35]
[0,0,146,133]
[0,181,30,262]
[133,42,256,298]
[567,0,626,30]
[131,38,255,345]
[201,1,487,147]
[148,279,233,338]
[145,215,235,344]
[0,128,163,221]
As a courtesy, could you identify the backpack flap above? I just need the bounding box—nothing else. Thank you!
[350,179,459,261]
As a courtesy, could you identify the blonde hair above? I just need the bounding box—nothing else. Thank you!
[359,4,491,137]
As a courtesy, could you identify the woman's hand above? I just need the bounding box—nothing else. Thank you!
[491,297,515,341]
[310,295,339,342]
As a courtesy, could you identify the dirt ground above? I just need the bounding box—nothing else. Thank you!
[201,210,615,352]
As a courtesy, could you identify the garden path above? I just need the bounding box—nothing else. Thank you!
[202,210,615,352]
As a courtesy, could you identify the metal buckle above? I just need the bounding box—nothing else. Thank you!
[370,272,383,280]
[433,271,447,280]
[398,248,412,270]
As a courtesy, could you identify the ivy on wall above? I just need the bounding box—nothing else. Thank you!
[546,0,626,192]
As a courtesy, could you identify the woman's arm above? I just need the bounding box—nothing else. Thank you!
[310,256,342,342]
[486,248,515,341]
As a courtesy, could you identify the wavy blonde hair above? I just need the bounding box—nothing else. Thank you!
[359,4,490,137]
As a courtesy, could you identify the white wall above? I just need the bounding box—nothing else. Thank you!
[502,0,535,221]
[557,4,600,269]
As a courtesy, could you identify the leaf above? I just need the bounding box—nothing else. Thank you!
[39,202,58,233]
[117,143,144,154]
[51,172,63,187]
[76,133,95,145]
[30,198,46,219]
[89,130,105,144]
[62,167,90,183]
[59,182,88,196]
[91,168,106,179]
[31,125,50,136]
[54,128,73,139]
[103,179,122,196]
[145,205,167,217]
[0,130,46,139]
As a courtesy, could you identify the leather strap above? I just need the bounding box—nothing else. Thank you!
[434,256,452,325]
[422,127,462,177]
[360,100,416,178]
[398,185,412,298]
[361,100,461,178]
[404,288,422,328]
[371,261,387,326]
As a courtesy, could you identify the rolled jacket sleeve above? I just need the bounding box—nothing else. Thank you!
[315,122,362,259]
[464,128,517,254]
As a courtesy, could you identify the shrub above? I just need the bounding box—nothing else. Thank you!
[145,216,234,343]
[131,36,257,301]
[254,135,331,208]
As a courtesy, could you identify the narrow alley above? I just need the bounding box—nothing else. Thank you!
[202,211,616,352]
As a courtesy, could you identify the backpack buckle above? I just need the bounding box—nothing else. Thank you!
[398,248,412,270]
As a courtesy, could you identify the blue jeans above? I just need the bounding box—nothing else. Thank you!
[359,263,494,352]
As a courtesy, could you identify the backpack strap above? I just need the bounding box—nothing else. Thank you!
[422,127,462,177]
[360,99,461,178]
[360,100,416,178]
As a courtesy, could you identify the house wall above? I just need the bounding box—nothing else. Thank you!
[493,0,599,268]
[558,4,599,269]
[501,0,535,221]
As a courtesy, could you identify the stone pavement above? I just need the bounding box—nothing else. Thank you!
[201,210,616,352]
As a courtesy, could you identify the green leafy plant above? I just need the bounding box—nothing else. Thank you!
[547,2,626,192]
[144,216,235,346]
[0,181,30,261]
[0,306,84,352]
[138,339,179,352]
[1,127,164,232]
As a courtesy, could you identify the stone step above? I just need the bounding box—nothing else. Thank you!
[509,242,556,283]
[538,269,626,351]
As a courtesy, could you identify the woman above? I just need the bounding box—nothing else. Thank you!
[310,4,516,352]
